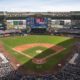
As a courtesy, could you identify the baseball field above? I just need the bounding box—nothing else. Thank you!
[0,35,78,74]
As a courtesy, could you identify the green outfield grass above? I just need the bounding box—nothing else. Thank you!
[0,35,70,47]
[0,35,79,72]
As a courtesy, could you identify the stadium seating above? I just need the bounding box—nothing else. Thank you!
[0,43,80,80]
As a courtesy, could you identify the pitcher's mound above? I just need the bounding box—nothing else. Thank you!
[32,58,47,64]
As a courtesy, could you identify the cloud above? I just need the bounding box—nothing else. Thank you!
[0,0,80,12]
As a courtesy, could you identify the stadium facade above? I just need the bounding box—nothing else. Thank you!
[0,11,80,35]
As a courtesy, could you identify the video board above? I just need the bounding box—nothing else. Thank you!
[26,17,48,29]
[0,22,6,30]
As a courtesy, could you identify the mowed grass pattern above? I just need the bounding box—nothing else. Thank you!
[0,35,77,72]
[0,35,70,47]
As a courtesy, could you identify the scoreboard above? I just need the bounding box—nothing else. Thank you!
[0,22,6,30]
[26,17,48,29]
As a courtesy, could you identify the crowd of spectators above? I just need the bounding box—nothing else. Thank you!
[0,44,80,80]
[57,28,80,34]
[0,29,27,37]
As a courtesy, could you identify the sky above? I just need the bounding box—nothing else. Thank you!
[0,0,80,12]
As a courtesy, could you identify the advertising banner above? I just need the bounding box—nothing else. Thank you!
[7,20,26,29]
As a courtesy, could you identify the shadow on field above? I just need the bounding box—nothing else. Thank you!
[0,37,79,80]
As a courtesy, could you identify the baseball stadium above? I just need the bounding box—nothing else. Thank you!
[0,11,80,80]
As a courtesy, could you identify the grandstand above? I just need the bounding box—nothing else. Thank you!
[0,43,80,80]
[0,11,80,35]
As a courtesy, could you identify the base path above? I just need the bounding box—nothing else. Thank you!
[13,48,32,59]
[13,43,64,52]
[13,43,65,64]
[0,44,20,70]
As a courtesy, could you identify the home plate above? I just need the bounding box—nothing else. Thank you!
[16,64,20,67]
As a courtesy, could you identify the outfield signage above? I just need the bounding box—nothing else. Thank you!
[7,20,26,29]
